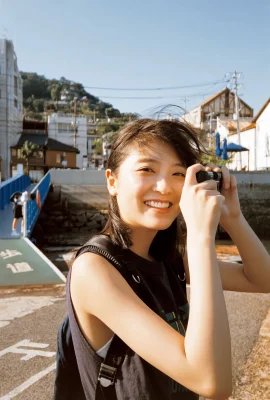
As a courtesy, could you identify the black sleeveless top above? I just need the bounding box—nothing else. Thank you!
[67,235,199,399]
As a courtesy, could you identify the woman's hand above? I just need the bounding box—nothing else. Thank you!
[204,164,242,228]
[180,164,225,239]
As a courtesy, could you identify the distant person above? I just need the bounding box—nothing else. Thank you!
[10,191,30,236]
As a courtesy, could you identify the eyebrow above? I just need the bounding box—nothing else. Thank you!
[135,157,184,168]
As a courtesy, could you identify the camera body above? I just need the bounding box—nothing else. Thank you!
[196,170,223,191]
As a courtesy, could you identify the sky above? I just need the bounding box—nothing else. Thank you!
[0,0,269,116]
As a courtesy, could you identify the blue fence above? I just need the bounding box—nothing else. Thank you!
[26,171,51,236]
[0,174,31,210]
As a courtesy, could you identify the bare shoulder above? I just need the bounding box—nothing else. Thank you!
[70,251,138,315]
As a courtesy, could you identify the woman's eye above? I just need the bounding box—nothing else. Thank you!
[174,172,185,177]
[139,167,154,172]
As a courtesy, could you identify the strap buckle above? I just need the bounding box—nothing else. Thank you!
[98,363,117,387]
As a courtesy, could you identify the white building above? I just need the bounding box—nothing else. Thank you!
[48,112,87,168]
[228,99,270,171]
[182,88,253,134]
[0,39,23,180]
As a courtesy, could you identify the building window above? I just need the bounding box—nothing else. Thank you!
[58,123,73,133]
[14,98,18,108]
[17,149,22,158]
[11,149,16,156]
[56,153,61,163]
[38,151,43,159]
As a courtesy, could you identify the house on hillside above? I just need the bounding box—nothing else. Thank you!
[10,132,79,180]
[228,98,270,171]
[182,88,254,140]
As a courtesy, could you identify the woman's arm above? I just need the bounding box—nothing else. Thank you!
[71,252,232,400]
[222,214,270,293]
[185,234,232,396]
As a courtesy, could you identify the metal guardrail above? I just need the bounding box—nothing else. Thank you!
[25,171,51,236]
[0,174,31,210]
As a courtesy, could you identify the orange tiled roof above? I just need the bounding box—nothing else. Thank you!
[218,119,251,134]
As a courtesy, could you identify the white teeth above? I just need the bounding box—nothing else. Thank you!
[145,201,170,209]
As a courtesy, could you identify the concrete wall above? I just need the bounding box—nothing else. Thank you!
[50,168,106,185]
[256,102,270,170]
[49,169,270,237]
[50,168,270,186]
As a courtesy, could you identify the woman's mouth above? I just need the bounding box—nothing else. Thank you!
[144,201,172,209]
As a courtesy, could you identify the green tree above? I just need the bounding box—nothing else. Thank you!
[21,141,40,175]
[201,149,232,167]
[50,84,62,101]
[92,138,103,155]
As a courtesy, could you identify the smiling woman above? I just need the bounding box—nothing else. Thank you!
[55,118,237,400]
[101,119,203,262]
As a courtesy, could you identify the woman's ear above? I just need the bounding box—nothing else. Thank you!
[106,169,118,196]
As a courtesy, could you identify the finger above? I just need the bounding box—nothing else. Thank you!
[185,163,205,186]
[196,180,219,191]
[219,166,230,190]
[205,163,222,172]
[200,189,221,197]
[230,174,237,190]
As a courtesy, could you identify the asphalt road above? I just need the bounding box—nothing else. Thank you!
[0,285,270,399]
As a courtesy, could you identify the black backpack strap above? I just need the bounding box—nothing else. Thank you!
[54,316,86,400]
[74,235,142,400]
[96,336,128,400]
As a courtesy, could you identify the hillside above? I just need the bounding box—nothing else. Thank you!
[21,72,132,121]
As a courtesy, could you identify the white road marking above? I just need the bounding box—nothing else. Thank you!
[0,340,55,361]
[0,362,56,399]
[24,237,66,282]
[0,296,63,328]
[6,262,33,274]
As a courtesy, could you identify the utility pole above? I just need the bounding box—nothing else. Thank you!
[183,97,190,112]
[207,112,215,149]
[232,71,242,169]
[73,97,78,148]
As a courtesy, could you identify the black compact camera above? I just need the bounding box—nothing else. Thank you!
[196,171,223,191]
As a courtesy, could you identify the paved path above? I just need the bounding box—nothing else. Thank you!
[0,285,270,399]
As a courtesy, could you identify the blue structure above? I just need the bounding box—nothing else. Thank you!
[0,174,31,210]
[26,172,51,236]
[215,132,222,157]
[220,142,249,153]
[222,138,229,160]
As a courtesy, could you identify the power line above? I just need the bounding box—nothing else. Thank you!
[1,72,228,92]
[83,79,228,91]
[0,84,226,103]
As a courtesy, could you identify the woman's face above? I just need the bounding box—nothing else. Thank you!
[107,140,187,232]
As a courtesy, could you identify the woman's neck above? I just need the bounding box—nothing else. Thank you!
[129,229,157,261]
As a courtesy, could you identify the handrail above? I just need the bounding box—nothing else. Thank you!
[25,171,51,236]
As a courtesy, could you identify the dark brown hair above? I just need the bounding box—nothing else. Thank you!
[101,118,205,262]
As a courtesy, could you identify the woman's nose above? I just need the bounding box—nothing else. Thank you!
[153,178,172,194]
